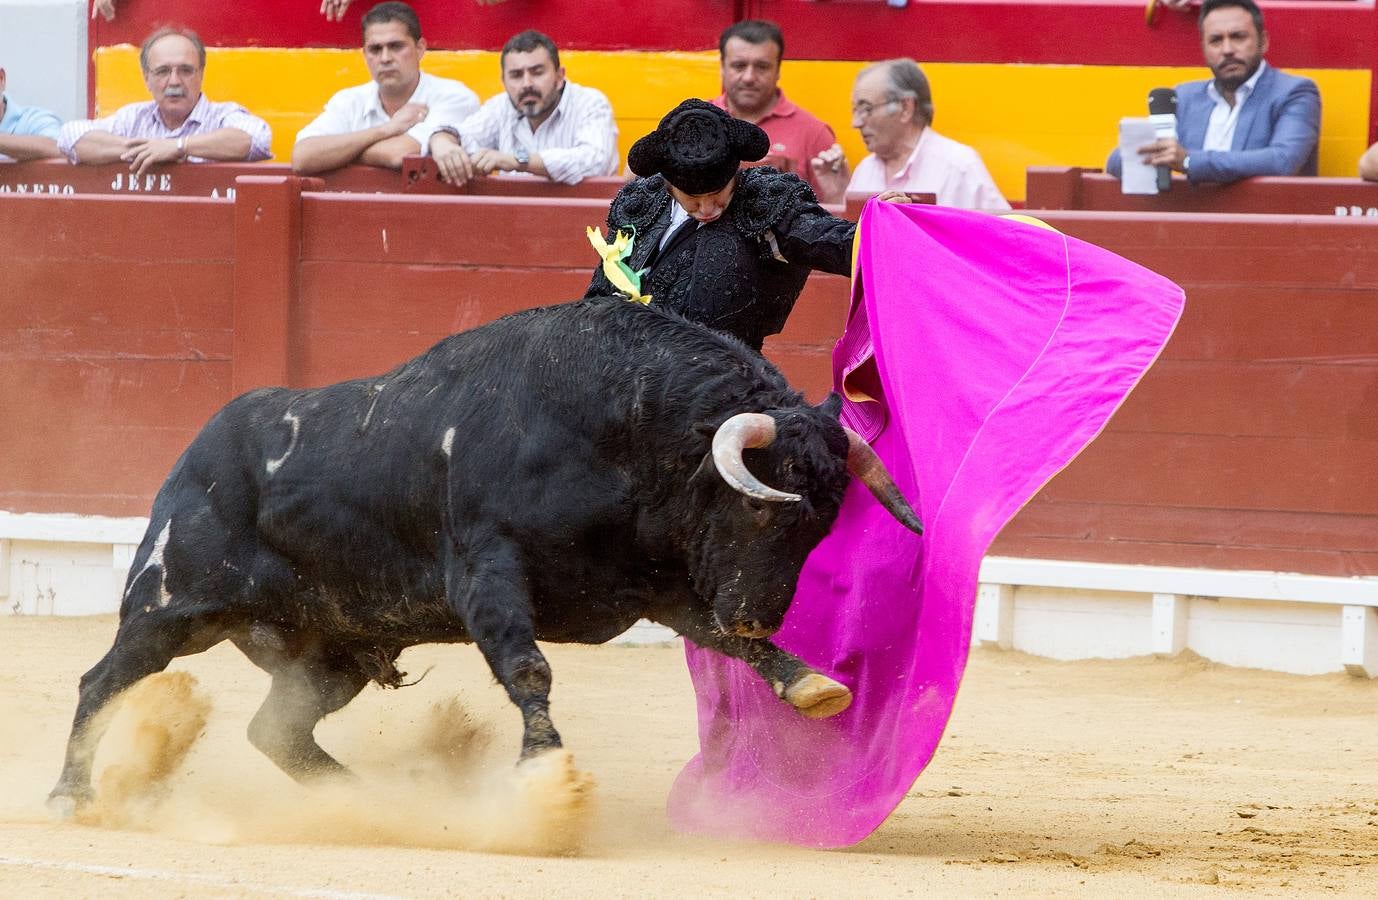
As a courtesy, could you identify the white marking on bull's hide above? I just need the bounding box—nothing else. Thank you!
[265,412,301,475]
[442,427,456,458]
[361,383,385,432]
[125,519,174,607]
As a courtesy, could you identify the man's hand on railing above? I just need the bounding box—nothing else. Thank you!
[429,132,475,186]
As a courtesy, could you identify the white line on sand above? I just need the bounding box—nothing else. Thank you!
[0,855,406,900]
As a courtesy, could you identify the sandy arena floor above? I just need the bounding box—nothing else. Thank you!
[1,613,1376,898]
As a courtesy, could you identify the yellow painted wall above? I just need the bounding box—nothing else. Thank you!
[96,46,1371,200]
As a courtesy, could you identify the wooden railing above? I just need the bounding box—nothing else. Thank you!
[1026,167,1378,216]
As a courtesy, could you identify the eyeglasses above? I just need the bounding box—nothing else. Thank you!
[148,64,198,81]
[851,99,901,121]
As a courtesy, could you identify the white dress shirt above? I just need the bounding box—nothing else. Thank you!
[459,81,618,184]
[847,127,1010,210]
[295,72,479,156]
[1204,60,1268,152]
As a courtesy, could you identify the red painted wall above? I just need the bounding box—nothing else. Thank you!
[92,0,1376,66]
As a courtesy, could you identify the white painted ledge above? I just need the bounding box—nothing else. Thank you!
[975,556,1378,678]
[978,557,1378,607]
[5,513,1376,677]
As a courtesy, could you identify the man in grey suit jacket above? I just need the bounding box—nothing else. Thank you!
[1107,0,1320,184]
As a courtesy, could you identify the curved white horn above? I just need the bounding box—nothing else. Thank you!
[844,427,924,535]
[711,413,802,503]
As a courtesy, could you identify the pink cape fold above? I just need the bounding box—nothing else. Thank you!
[666,201,1186,847]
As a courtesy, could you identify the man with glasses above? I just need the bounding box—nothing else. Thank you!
[58,27,272,175]
[842,58,1008,210]
[293,2,479,176]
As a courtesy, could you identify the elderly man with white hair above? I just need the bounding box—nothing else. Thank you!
[58,27,272,176]
[825,58,1008,210]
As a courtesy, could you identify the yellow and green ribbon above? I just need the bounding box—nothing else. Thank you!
[586,225,652,305]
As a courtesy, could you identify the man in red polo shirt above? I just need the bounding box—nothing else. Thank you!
[712,20,849,203]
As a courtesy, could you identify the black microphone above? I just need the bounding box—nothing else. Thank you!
[1147,88,1178,192]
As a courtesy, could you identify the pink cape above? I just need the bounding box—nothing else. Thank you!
[667,201,1185,847]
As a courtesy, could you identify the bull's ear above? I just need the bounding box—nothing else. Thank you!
[689,450,716,486]
[816,392,844,419]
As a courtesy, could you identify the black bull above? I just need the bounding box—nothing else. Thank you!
[49,296,922,813]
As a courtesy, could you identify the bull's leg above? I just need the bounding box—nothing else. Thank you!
[447,547,561,762]
[652,606,853,719]
[235,635,371,782]
[48,607,208,815]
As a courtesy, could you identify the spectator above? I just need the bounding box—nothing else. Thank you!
[1107,0,1320,184]
[1,65,62,161]
[293,2,479,175]
[436,30,617,186]
[711,20,848,203]
[845,59,1009,210]
[1359,142,1378,182]
[58,28,272,176]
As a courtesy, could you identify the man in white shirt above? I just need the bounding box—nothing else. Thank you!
[844,59,1009,211]
[292,2,479,176]
[430,30,618,186]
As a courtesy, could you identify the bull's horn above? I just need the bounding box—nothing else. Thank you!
[844,428,924,535]
[711,413,802,503]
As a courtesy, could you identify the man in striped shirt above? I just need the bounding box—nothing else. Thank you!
[58,27,272,176]
[430,30,618,186]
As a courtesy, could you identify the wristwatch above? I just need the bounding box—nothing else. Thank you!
[1182,155,1191,174]
[514,146,530,170]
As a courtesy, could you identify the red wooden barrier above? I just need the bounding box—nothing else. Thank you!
[0,192,236,515]
[1026,168,1378,217]
[0,159,628,201]
[991,210,1378,576]
[2,181,1375,577]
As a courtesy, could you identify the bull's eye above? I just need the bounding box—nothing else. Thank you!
[743,497,772,527]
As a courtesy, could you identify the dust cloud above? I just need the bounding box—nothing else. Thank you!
[78,673,595,856]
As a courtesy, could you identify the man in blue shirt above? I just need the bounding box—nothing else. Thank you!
[1107,0,1320,184]
[0,66,63,161]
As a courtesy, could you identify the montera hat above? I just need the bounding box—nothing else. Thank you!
[627,98,771,195]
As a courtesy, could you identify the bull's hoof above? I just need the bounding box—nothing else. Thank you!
[45,791,86,820]
[783,672,853,719]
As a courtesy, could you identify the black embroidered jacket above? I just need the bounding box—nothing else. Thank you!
[584,167,856,351]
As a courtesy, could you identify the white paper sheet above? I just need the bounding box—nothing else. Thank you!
[1118,117,1160,195]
